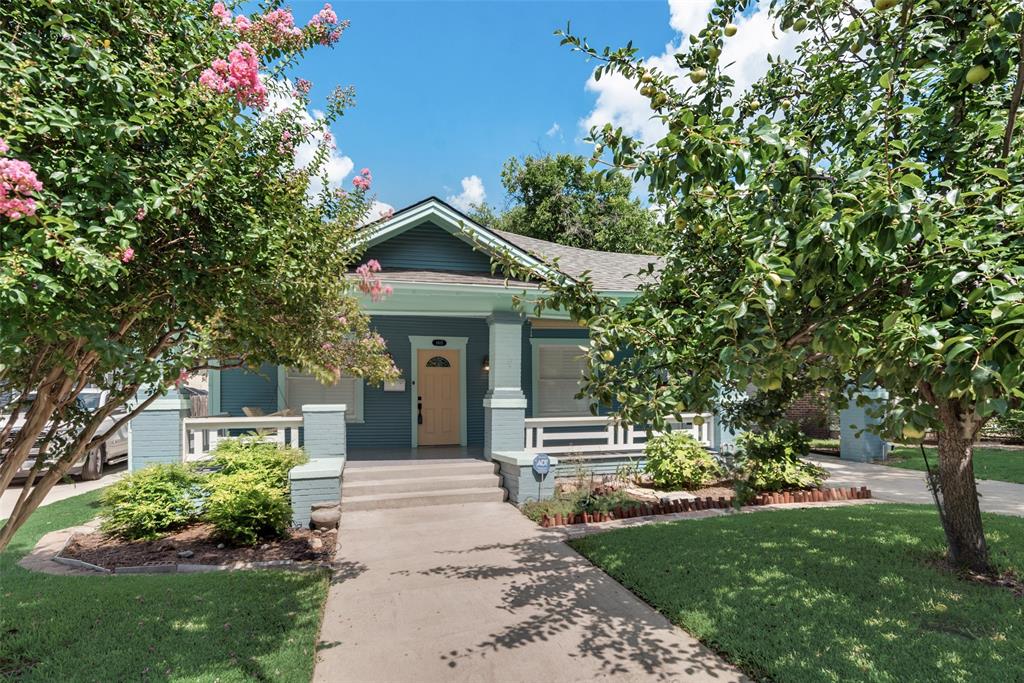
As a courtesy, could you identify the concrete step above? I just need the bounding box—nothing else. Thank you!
[341,487,507,512]
[343,473,501,496]
[343,460,496,483]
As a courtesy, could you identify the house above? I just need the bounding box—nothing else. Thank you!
[130,197,726,516]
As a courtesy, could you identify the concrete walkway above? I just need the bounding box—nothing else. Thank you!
[315,501,747,682]
[809,457,1024,517]
[1,464,125,520]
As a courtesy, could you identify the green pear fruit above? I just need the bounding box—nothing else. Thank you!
[724,23,738,37]
[793,17,808,31]
[689,68,708,83]
[874,0,898,10]
[965,64,991,84]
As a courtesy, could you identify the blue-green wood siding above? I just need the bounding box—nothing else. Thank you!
[362,221,494,272]
[346,315,492,448]
[219,363,278,416]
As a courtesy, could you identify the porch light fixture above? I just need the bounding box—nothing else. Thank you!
[482,356,490,372]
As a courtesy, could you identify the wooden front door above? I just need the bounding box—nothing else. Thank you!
[417,349,460,446]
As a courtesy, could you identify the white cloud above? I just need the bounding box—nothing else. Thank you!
[446,175,486,212]
[581,1,801,146]
[546,122,562,138]
[265,82,354,196]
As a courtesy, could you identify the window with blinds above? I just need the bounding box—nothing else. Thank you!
[535,345,591,417]
[285,369,362,422]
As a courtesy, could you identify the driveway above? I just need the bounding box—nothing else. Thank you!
[0,464,125,520]
[808,456,1024,517]
[315,501,746,682]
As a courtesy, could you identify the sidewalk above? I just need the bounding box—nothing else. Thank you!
[314,501,747,682]
[1,465,124,520]
[808,456,1024,517]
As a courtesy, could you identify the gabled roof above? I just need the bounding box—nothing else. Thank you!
[357,196,660,292]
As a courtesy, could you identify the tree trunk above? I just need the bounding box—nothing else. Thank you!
[934,402,991,573]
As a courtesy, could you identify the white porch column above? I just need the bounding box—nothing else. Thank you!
[483,311,527,459]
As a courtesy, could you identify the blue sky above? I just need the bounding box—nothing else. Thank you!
[270,1,792,214]
[283,1,678,211]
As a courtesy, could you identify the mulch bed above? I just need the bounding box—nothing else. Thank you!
[62,523,336,569]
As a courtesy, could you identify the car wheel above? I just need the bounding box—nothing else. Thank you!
[81,445,105,481]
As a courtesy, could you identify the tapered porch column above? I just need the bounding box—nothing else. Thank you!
[483,311,527,459]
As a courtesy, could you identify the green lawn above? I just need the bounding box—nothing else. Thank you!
[885,446,1024,484]
[571,505,1023,683]
[0,491,330,682]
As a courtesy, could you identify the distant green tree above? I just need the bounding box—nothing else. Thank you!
[479,154,663,254]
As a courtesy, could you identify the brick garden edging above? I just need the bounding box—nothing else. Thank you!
[539,486,872,527]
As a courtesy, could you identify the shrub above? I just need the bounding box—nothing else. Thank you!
[205,437,307,489]
[733,423,827,500]
[204,471,292,546]
[643,431,724,489]
[100,464,203,540]
[520,489,642,522]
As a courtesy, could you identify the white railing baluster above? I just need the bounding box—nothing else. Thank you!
[181,416,304,463]
[522,413,713,454]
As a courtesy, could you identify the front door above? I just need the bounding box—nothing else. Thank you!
[417,349,460,446]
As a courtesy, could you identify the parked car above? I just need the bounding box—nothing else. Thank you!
[1,388,129,481]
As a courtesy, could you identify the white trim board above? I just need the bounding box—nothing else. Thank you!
[408,335,469,448]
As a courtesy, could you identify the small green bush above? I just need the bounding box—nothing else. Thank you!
[205,437,307,488]
[204,470,292,546]
[520,489,642,522]
[643,431,724,489]
[734,423,828,500]
[100,464,203,540]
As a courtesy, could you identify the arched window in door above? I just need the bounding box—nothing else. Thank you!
[425,356,451,368]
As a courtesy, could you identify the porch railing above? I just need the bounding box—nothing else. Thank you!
[181,416,303,462]
[523,414,713,455]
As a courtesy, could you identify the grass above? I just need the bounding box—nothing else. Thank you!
[885,446,1024,484]
[570,504,1024,682]
[0,491,330,682]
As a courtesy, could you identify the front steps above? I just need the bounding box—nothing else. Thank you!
[341,459,506,511]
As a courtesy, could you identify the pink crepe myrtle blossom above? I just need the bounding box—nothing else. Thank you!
[355,259,391,301]
[198,42,267,109]
[0,154,43,221]
[294,78,312,96]
[212,2,232,26]
[259,8,303,48]
[379,207,394,220]
[306,4,347,47]
[135,206,147,221]
[120,247,135,263]
[352,167,372,191]
[233,14,252,32]
[174,369,189,387]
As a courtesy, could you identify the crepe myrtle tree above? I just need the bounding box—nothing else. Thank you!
[0,0,398,550]
[493,0,1023,572]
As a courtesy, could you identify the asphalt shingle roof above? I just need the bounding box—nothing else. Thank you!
[493,229,662,292]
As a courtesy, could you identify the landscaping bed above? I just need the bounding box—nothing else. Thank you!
[537,485,872,527]
[61,523,335,570]
[570,504,1024,682]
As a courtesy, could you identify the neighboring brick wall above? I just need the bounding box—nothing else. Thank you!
[786,392,835,439]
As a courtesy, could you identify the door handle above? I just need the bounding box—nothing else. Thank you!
[417,397,423,425]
